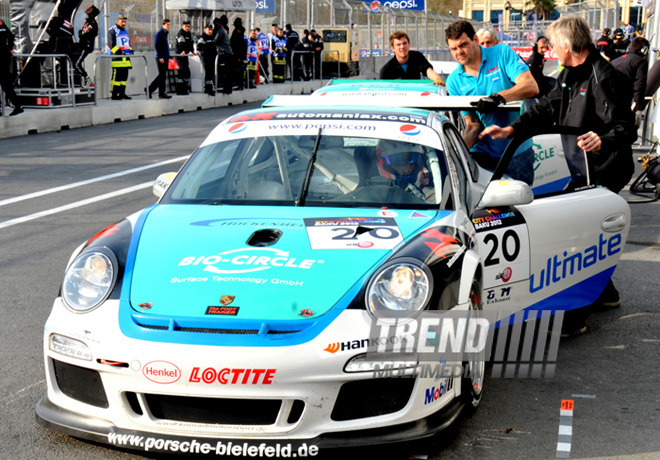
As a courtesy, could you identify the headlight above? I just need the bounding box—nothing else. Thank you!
[62,250,116,312]
[366,259,432,320]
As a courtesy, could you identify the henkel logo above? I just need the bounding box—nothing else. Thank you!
[142,361,181,384]
[189,367,276,385]
[178,247,321,274]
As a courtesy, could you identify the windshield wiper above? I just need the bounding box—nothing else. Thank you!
[296,127,322,206]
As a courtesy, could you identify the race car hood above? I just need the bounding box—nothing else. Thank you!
[128,204,441,321]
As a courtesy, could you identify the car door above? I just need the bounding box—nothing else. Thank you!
[478,129,631,316]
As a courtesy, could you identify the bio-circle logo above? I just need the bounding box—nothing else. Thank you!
[501,267,512,283]
[371,1,381,12]
[229,122,247,133]
[357,241,374,248]
[400,124,420,136]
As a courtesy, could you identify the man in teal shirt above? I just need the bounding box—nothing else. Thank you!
[445,20,538,184]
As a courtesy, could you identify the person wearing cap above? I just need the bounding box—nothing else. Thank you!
[107,14,133,100]
[197,23,217,95]
[175,20,194,94]
[596,27,614,61]
[611,29,629,61]
[148,19,172,99]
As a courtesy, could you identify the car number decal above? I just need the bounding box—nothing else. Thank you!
[472,209,530,288]
[304,217,403,250]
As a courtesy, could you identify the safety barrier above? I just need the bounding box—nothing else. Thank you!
[93,53,149,102]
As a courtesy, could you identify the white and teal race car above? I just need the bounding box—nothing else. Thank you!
[37,101,630,456]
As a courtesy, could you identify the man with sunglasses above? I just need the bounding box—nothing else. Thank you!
[376,140,435,202]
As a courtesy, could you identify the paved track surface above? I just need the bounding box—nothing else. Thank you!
[1,105,658,460]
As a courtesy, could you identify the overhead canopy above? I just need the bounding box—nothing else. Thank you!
[166,0,257,11]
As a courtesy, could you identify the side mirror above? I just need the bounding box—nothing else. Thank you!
[153,172,177,198]
[479,179,533,208]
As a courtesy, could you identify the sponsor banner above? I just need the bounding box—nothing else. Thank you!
[363,0,425,11]
[255,0,275,13]
[513,47,558,61]
[304,217,403,250]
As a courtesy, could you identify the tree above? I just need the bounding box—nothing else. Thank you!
[525,0,557,20]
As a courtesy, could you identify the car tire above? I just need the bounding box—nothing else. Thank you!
[461,279,485,413]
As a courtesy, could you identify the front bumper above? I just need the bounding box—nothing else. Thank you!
[36,393,465,454]
[40,298,467,454]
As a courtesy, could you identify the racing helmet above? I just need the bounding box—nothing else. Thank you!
[376,139,426,185]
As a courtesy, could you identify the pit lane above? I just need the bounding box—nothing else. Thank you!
[1,104,659,460]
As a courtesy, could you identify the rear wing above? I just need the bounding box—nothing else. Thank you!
[263,94,523,112]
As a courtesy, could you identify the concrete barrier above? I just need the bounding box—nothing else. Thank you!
[0,79,324,140]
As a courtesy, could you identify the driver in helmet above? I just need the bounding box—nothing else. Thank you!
[376,139,435,202]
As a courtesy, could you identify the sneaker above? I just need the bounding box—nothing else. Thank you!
[159,93,171,99]
[593,280,621,309]
[560,325,587,338]
[9,106,24,116]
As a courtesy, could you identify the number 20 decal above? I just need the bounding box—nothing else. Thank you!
[483,230,521,266]
[331,227,400,240]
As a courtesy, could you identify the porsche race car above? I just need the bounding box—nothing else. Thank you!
[37,101,630,457]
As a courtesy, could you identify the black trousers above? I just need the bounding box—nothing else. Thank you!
[216,53,234,94]
[0,54,20,107]
[148,59,169,96]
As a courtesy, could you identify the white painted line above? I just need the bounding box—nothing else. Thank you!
[558,425,573,436]
[556,442,571,452]
[0,155,188,208]
[0,182,154,230]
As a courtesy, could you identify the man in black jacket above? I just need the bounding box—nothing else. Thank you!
[74,5,99,81]
[379,30,445,84]
[612,36,649,126]
[175,20,194,94]
[526,36,553,97]
[198,24,217,95]
[595,27,614,60]
[480,16,636,324]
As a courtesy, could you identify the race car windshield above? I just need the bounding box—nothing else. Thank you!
[161,135,451,209]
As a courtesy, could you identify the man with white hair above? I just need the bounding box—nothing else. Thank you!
[476,28,499,47]
[480,16,636,327]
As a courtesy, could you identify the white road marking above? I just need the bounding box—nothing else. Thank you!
[0,182,154,230]
[0,380,46,406]
[0,155,188,208]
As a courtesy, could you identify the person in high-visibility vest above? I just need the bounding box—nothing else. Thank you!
[106,14,133,100]
[246,29,259,88]
[256,27,270,83]
[271,28,287,83]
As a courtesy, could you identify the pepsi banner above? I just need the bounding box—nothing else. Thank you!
[364,0,425,11]
[256,0,275,13]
